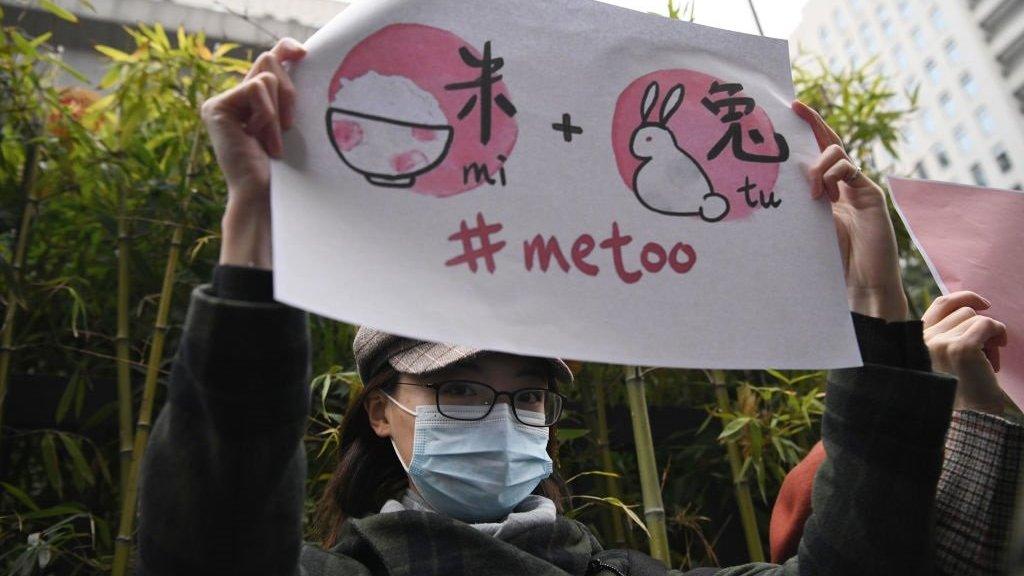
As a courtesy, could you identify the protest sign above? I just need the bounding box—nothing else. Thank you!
[270,0,862,369]
[890,177,1024,408]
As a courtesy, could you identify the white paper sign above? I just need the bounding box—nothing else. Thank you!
[271,0,862,369]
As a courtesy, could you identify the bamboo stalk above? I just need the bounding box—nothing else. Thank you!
[593,375,628,547]
[711,370,764,562]
[578,375,616,544]
[0,143,41,448]
[624,365,672,565]
[112,132,202,576]
[115,181,134,500]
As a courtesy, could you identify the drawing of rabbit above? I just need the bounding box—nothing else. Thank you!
[630,81,729,223]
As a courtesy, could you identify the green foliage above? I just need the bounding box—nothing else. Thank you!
[709,371,825,503]
[0,6,247,572]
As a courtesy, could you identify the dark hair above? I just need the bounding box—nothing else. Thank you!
[315,365,569,548]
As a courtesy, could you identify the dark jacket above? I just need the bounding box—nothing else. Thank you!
[137,266,957,576]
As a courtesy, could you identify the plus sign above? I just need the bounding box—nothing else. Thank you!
[551,113,583,142]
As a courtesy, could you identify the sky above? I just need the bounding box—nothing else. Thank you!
[596,0,811,40]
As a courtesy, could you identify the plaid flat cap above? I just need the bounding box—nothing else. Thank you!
[353,326,574,385]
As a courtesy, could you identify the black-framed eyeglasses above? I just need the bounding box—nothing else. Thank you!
[397,380,565,427]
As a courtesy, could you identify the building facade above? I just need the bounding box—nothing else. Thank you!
[790,0,1024,191]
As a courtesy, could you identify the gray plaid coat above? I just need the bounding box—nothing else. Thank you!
[136,267,957,576]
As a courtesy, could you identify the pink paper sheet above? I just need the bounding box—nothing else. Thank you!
[890,177,1024,409]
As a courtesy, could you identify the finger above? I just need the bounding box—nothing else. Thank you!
[924,306,977,336]
[269,37,307,64]
[245,54,298,130]
[822,157,859,203]
[792,101,842,151]
[921,291,992,328]
[242,79,283,158]
[984,344,1001,373]
[245,39,306,81]
[807,144,847,200]
[957,315,1008,349]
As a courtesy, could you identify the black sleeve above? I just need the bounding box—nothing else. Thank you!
[700,316,956,576]
[796,315,955,575]
[137,267,310,576]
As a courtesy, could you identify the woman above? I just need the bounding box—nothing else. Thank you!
[136,39,958,576]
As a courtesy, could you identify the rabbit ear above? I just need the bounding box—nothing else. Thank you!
[641,82,659,121]
[660,84,685,123]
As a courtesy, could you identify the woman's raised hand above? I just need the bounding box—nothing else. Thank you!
[923,291,1009,414]
[201,38,306,269]
[793,101,909,322]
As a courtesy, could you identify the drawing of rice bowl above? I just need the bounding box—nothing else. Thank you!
[326,72,453,188]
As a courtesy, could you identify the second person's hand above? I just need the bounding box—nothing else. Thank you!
[923,291,1009,414]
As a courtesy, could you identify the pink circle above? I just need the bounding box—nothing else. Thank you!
[611,70,784,221]
[329,24,517,197]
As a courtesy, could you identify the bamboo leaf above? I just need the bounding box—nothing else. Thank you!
[29,32,53,48]
[1,482,40,511]
[573,495,650,538]
[718,416,751,440]
[40,0,78,22]
[57,433,95,486]
[22,505,84,521]
[40,433,63,498]
[95,45,132,62]
[212,42,239,59]
[555,428,590,442]
[764,368,788,385]
[565,470,621,485]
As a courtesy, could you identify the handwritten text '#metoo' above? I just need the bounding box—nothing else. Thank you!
[444,212,696,284]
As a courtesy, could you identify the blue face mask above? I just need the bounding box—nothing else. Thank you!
[386,396,553,523]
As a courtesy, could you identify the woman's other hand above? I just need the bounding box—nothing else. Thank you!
[793,101,909,322]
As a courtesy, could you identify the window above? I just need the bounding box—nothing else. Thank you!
[881,18,894,38]
[819,26,830,43]
[905,75,919,94]
[850,0,862,9]
[954,125,972,152]
[960,73,978,96]
[925,59,940,83]
[911,26,925,49]
[903,125,917,147]
[929,5,947,30]
[859,24,877,53]
[893,45,908,70]
[833,7,847,27]
[1013,183,1023,191]
[944,39,961,63]
[922,108,937,133]
[970,163,988,186]
[829,56,840,73]
[898,0,912,18]
[975,106,995,135]
[914,161,929,179]
[939,92,956,117]
[994,143,1013,173]
[932,143,950,168]
[845,39,859,66]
